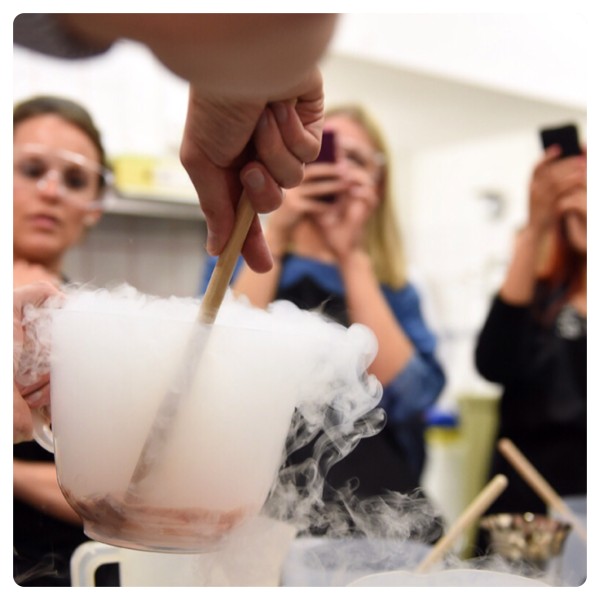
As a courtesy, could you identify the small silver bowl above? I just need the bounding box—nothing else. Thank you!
[480,513,571,569]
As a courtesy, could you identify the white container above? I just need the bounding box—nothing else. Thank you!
[32,287,380,552]
[71,517,297,586]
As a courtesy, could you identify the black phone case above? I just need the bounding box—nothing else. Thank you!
[313,131,336,203]
[540,124,581,158]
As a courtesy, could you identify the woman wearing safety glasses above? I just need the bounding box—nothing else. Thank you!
[13,95,114,586]
[13,95,110,290]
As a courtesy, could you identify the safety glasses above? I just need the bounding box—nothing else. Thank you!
[14,143,111,208]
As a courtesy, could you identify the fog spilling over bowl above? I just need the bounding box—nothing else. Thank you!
[28,285,382,552]
[480,513,571,569]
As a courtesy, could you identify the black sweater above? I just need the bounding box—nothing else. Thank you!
[475,294,586,515]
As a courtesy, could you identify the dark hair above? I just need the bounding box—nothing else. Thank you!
[13,95,109,189]
[535,220,586,324]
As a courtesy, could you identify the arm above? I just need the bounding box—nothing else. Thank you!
[476,146,587,383]
[308,160,416,386]
[475,294,533,384]
[13,460,82,525]
[340,251,415,385]
[500,146,586,305]
[374,283,445,422]
[58,14,337,99]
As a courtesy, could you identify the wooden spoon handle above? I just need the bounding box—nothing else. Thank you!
[415,474,508,573]
[498,438,587,542]
[200,192,255,324]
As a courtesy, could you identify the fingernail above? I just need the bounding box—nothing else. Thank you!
[243,168,265,191]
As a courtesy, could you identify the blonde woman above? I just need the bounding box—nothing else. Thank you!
[201,105,445,504]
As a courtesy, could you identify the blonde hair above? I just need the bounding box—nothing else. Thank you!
[325,104,407,288]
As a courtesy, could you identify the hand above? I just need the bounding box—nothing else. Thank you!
[180,69,326,273]
[312,162,380,262]
[265,160,349,254]
[13,282,61,444]
[528,145,587,235]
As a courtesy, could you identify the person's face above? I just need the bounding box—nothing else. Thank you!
[13,115,104,265]
[324,114,384,189]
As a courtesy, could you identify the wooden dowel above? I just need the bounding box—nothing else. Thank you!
[415,474,508,573]
[200,192,255,324]
[498,438,587,542]
[127,193,255,492]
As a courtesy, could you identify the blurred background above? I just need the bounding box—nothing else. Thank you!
[13,12,587,545]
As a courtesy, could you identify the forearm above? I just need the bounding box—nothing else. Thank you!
[475,295,531,383]
[13,460,82,525]
[381,355,446,423]
[340,251,414,385]
[500,226,547,305]
[59,14,337,99]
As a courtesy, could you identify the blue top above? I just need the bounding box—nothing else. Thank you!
[200,254,445,480]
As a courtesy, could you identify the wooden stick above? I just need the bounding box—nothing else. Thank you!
[200,192,255,324]
[415,474,508,573]
[498,438,587,542]
[127,193,255,491]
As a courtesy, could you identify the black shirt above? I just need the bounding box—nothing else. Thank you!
[475,294,586,516]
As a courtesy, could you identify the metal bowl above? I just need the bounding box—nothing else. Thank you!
[480,513,571,568]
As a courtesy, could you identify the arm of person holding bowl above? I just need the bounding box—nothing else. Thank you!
[13,281,60,444]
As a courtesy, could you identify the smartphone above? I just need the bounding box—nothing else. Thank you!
[540,124,582,158]
[313,130,336,203]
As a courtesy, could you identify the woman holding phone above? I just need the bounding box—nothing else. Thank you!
[475,141,587,521]
[200,105,446,527]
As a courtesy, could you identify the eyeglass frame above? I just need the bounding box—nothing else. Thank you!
[13,143,112,208]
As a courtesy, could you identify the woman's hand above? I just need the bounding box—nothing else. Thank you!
[312,162,380,262]
[528,145,587,235]
[13,282,61,443]
[265,160,349,255]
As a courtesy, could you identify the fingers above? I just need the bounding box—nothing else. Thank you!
[14,384,34,444]
[251,69,324,188]
[240,214,274,273]
[532,151,587,199]
[180,71,325,272]
[14,281,61,312]
[240,161,284,213]
[557,188,587,217]
[252,107,305,189]
[19,375,51,408]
